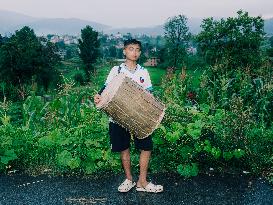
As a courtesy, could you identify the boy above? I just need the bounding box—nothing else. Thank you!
[94,39,163,193]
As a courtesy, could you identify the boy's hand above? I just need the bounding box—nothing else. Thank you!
[94,94,102,105]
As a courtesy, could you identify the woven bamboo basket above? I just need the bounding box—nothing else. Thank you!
[96,73,165,139]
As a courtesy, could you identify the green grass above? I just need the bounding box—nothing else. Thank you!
[186,68,203,88]
[92,65,111,87]
[56,57,85,80]
[146,66,166,86]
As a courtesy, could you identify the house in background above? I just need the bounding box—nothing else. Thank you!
[115,59,126,63]
[144,57,160,67]
[50,35,61,43]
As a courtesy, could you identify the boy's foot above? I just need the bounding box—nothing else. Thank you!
[118,179,136,192]
[136,182,163,193]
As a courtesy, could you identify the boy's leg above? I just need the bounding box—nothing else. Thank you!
[120,148,133,181]
[136,147,163,193]
[134,136,153,187]
[109,122,135,191]
[109,122,131,180]
[137,150,151,187]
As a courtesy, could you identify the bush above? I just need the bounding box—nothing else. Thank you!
[150,68,273,177]
[0,63,272,180]
[0,81,122,174]
[73,73,85,86]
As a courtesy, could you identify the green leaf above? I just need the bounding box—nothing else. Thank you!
[38,135,55,147]
[186,120,203,139]
[199,104,210,114]
[159,125,167,134]
[165,131,181,143]
[180,146,194,160]
[233,149,245,159]
[1,114,11,126]
[67,157,81,169]
[170,122,183,131]
[86,149,103,160]
[194,142,203,152]
[0,149,18,165]
[97,161,104,168]
[85,161,96,174]
[56,150,73,167]
[211,147,221,159]
[153,135,164,145]
[223,151,233,160]
[203,140,212,152]
[177,163,199,178]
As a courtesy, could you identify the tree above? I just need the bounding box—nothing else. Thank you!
[38,37,61,91]
[117,48,123,59]
[78,26,100,81]
[269,36,273,48]
[124,32,132,40]
[0,34,3,46]
[164,15,191,68]
[267,36,273,57]
[109,46,117,58]
[65,49,73,60]
[196,10,265,71]
[0,26,60,92]
[56,41,66,50]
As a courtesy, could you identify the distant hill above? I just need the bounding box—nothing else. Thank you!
[105,18,203,36]
[0,10,203,36]
[0,10,110,36]
[265,18,273,35]
[0,10,38,35]
[0,10,272,36]
[23,18,110,36]
[105,25,164,36]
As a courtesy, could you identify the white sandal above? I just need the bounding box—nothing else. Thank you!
[118,179,136,192]
[136,182,163,193]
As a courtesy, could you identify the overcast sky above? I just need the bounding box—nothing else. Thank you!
[1,0,273,27]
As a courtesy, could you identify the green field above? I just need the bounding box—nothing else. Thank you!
[59,60,168,87]
[95,66,167,87]
[58,58,203,91]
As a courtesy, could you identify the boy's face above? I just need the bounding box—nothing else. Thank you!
[123,44,141,61]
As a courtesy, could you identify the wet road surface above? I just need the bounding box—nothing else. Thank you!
[0,172,272,205]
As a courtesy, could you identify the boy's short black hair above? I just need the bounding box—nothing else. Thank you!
[124,39,142,49]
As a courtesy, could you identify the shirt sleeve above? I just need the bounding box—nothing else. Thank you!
[98,66,118,95]
[105,66,119,86]
[144,69,153,92]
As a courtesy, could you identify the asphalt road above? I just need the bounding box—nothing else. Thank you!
[0,172,272,205]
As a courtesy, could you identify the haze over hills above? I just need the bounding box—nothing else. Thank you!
[265,18,273,35]
[0,10,110,36]
[108,18,203,36]
[0,10,272,36]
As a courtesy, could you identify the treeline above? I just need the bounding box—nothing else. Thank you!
[0,26,100,101]
[0,27,61,100]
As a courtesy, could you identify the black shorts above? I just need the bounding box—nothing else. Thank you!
[109,122,153,152]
